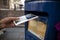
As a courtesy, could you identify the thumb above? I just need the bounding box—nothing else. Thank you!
[9,17,19,21]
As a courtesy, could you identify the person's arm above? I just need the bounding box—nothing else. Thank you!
[0,22,4,30]
[0,17,19,29]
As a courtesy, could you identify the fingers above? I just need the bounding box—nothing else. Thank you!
[5,22,15,28]
[0,23,6,28]
[8,22,15,27]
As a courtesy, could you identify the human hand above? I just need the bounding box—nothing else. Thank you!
[0,17,19,28]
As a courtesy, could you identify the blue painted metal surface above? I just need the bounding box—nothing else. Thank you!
[25,1,60,40]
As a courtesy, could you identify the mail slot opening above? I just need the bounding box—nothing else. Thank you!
[25,11,48,40]
[25,11,48,17]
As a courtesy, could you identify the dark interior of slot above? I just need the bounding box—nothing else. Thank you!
[25,11,48,17]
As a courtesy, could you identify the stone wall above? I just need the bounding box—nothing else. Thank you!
[0,10,24,19]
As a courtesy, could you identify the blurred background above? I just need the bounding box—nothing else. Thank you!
[0,0,25,40]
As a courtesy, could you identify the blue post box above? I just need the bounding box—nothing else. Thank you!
[25,1,60,40]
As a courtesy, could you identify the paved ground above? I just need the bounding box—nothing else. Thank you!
[0,28,25,40]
